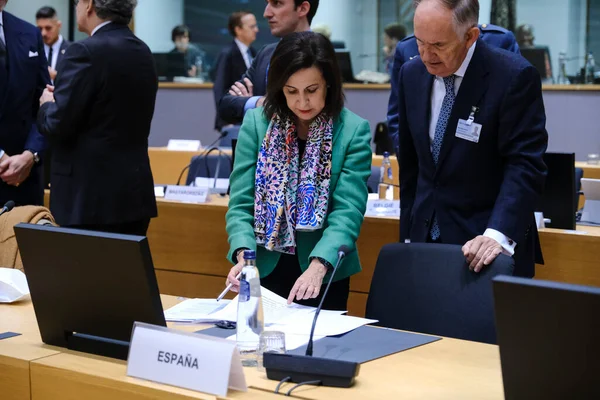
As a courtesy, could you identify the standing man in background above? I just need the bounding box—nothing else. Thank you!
[0,0,50,207]
[212,11,258,131]
[36,6,71,83]
[387,22,519,150]
[37,0,157,236]
[218,0,319,125]
[396,0,547,277]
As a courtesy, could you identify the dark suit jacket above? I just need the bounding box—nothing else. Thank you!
[37,23,158,226]
[388,24,520,150]
[217,42,276,125]
[397,40,547,277]
[212,41,256,130]
[0,12,51,206]
[55,38,71,72]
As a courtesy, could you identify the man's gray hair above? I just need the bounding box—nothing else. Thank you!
[93,0,137,25]
[414,0,479,36]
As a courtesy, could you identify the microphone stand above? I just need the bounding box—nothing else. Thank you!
[263,246,360,388]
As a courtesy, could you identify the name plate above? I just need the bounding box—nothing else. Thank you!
[164,185,208,203]
[365,199,400,218]
[127,322,247,397]
[167,139,201,151]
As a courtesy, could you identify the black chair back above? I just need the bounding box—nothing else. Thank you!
[365,243,514,344]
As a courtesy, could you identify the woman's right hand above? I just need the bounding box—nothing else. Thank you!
[225,250,246,292]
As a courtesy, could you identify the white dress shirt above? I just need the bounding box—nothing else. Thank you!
[44,35,64,71]
[91,21,112,36]
[0,12,5,159]
[428,41,516,256]
[0,11,6,46]
[234,38,252,69]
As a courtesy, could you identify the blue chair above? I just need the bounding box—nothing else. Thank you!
[219,126,240,148]
[367,166,380,193]
[365,243,514,344]
[185,150,232,186]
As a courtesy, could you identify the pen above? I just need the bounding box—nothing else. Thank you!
[216,272,241,301]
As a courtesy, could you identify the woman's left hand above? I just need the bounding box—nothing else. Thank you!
[287,259,328,304]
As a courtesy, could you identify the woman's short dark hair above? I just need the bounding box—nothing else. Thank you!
[264,31,344,121]
[171,25,191,42]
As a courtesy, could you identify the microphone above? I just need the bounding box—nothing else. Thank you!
[175,132,229,186]
[263,245,360,388]
[0,200,15,217]
[305,245,350,356]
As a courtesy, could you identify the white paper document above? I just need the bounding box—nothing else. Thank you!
[208,286,345,325]
[164,299,231,323]
[0,268,30,303]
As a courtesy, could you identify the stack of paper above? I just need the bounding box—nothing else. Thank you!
[164,287,378,350]
[164,299,231,323]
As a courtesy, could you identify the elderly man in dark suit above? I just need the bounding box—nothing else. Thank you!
[212,11,258,131]
[37,0,157,236]
[218,0,319,125]
[387,23,519,150]
[0,0,51,207]
[396,0,547,277]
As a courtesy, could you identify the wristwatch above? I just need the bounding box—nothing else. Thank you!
[25,150,40,164]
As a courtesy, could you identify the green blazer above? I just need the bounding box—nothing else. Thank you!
[226,107,372,281]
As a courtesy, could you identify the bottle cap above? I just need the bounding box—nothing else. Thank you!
[383,151,390,157]
[243,250,256,260]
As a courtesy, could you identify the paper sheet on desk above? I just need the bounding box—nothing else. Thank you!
[164,299,231,323]
[209,286,346,325]
[271,313,378,337]
[0,268,30,303]
[225,332,327,351]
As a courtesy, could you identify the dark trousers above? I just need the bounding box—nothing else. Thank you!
[261,252,350,311]
[64,219,151,236]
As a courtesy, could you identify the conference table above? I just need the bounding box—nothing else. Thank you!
[1,295,505,400]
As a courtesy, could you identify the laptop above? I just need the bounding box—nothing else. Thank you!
[493,275,600,399]
[520,47,553,80]
[335,51,358,83]
[536,152,576,229]
[153,52,187,81]
[14,224,166,360]
[580,178,600,224]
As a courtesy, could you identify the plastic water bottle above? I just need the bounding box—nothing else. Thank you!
[556,52,570,85]
[236,250,264,367]
[378,151,393,200]
[585,52,596,84]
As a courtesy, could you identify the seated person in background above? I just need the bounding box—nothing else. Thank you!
[515,24,535,48]
[387,23,520,152]
[382,23,407,74]
[170,25,206,78]
[225,32,371,311]
[213,11,258,131]
[312,23,345,49]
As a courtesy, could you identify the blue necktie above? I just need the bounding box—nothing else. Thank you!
[247,48,253,66]
[430,75,456,240]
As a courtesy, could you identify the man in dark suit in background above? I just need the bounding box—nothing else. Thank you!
[37,0,157,236]
[0,0,51,207]
[36,6,71,189]
[36,6,71,83]
[212,11,258,131]
[387,23,519,149]
[396,0,547,277]
[218,0,319,125]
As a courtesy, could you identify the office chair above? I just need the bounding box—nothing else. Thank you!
[365,242,514,344]
[367,166,380,193]
[185,150,232,187]
[219,126,240,148]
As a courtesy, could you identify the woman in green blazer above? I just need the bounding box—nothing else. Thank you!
[225,32,371,311]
